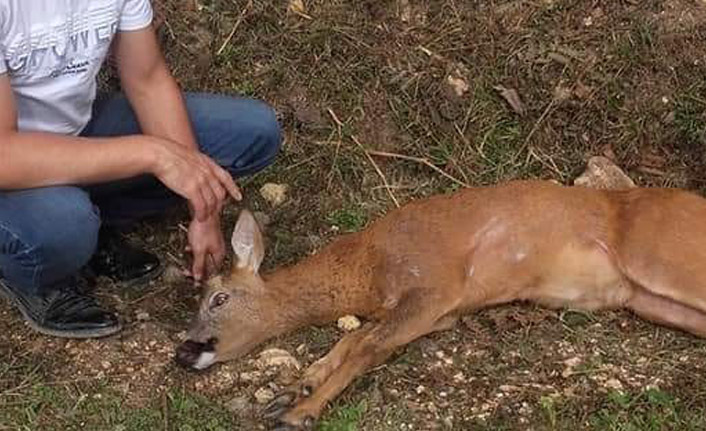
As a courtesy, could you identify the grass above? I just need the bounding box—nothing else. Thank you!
[589,389,706,431]
[326,206,368,233]
[318,401,367,431]
[0,383,238,431]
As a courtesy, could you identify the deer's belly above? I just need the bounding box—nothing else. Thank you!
[530,242,631,311]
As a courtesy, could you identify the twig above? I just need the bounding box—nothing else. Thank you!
[351,136,400,208]
[367,150,471,189]
[326,108,345,188]
[512,99,556,164]
[216,0,253,56]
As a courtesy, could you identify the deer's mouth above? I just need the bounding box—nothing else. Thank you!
[175,338,219,370]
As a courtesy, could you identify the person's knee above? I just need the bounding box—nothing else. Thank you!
[228,100,282,175]
[251,100,282,159]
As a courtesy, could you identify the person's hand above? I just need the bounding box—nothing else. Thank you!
[186,214,226,283]
[151,138,241,221]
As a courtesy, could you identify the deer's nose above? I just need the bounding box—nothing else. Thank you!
[176,340,214,369]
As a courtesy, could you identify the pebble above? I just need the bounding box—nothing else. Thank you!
[337,315,361,331]
[254,387,275,404]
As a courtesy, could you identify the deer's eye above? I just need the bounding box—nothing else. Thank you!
[209,292,230,310]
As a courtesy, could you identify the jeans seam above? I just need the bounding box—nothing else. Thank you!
[0,220,41,289]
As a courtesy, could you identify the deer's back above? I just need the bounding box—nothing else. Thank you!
[361,180,700,314]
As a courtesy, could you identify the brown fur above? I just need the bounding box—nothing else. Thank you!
[180,180,706,429]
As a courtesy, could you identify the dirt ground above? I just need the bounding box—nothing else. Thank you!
[2,0,706,430]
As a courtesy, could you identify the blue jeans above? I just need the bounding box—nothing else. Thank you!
[0,93,281,295]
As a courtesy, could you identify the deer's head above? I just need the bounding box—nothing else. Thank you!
[176,210,279,370]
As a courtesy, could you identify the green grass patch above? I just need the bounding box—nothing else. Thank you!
[589,388,706,431]
[327,206,368,233]
[318,400,367,431]
[0,382,237,431]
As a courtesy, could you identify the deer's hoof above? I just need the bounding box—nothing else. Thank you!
[263,391,297,420]
[300,383,314,397]
[270,416,315,431]
[271,421,298,431]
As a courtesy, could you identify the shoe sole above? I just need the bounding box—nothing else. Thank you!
[0,281,122,339]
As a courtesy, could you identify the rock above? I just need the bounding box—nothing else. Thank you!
[254,387,275,404]
[277,366,299,386]
[257,348,301,370]
[573,156,636,190]
[239,371,262,382]
[225,396,251,414]
[562,356,582,378]
[260,183,289,207]
[605,378,624,391]
[446,74,469,98]
[337,315,361,331]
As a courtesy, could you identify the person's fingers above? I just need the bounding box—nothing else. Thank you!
[204,157,242,201]
[192,248,206,282]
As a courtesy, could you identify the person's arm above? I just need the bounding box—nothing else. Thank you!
[0,74,237,221]
[113,25,234,281]
[113,25,199,151]
[0,75,159,188]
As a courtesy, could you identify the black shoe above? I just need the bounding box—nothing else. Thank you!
[88,228,162,286]
[0,279,121,338]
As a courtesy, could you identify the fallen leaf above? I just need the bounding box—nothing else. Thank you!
[494,85,526,116]
[547,52,570,66]
[288,0,311,18]
[289,0,305,13]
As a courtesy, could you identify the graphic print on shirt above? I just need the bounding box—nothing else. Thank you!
[5,1,119,80]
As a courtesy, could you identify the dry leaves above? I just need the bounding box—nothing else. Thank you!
[288,0,312,19]
[494,85,526,116]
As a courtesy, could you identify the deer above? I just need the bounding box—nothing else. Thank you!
[175,179,706,430]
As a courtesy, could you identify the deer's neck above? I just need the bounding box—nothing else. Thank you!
[264,233,377,330]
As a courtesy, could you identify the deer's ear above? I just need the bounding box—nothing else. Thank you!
[231,209,265,274]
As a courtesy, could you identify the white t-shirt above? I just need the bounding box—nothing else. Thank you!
[0,0,153,135]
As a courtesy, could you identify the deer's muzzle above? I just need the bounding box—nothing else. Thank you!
[175,337,218,370]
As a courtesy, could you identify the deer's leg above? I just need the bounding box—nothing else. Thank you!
[270,290,453,430]
[263,326,373,419]
[628,287,706,337]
